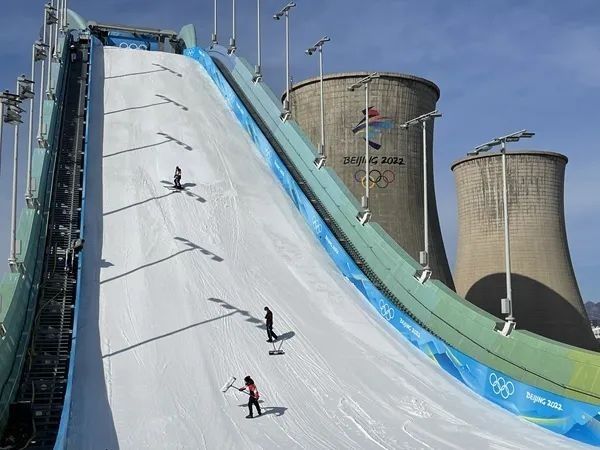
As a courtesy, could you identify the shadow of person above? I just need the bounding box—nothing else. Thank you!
[236,404,287,417]
[276,331,295,342]
[255,325,294,341]
[237,401,265,407]
[262,406,288,417]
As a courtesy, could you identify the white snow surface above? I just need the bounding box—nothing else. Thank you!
[66,47,586,449]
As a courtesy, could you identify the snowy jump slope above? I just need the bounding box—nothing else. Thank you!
[66,46,585,449]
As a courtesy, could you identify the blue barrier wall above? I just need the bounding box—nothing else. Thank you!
[53,35,97,450]
[184,46,600,446]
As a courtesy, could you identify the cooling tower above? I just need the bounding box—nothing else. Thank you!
[288,72,454,289]
[451,151,598,350]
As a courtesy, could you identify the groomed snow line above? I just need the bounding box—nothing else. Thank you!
[65,46,585,449]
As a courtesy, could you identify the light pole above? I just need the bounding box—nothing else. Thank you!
[306,36,330,169]
[37,4,51,148]
[348,73,380,225]
[6,80,28,272]
[60,0,64,30]
[0,90,24,175]
[468,129,535,335]
[273,2,296,122]
[63,0,68,31]
[400,110,441,283]
[46,1,58,99]
[25,41,47,208]
[228,0,237,54]
[252,0,262,82]
[0,102,3,173]
[56,0,61,30]
[53,0,60,60]
[211,0,218,46]
[0,92,6,174]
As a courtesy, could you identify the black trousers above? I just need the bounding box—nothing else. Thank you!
[248,396,261,415]
[267,324,278,341]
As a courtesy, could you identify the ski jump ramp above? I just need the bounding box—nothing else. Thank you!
[66,45,584,448]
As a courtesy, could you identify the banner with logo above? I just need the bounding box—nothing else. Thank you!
[105,32,157,51]
[185,47,600,446]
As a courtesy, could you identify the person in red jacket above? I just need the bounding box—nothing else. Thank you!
[239,376,262,418]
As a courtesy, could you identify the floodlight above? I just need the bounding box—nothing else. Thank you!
[273,1,296,19]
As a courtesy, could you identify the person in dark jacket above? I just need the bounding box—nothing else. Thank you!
[174,166,182,189]
[239,375,261,418]
[69,44,77,63]
[264,306,278,342]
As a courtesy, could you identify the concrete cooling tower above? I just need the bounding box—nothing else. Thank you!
[451,151,598,351]
[288,72,454,289]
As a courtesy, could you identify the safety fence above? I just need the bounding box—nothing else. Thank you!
[185,45,600,445]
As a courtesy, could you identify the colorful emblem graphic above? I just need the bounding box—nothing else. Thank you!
[351,106,394,150]
[354,169,395,189]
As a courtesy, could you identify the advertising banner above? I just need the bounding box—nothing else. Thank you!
[185,46,600,446]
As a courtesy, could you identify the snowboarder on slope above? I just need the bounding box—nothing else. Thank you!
[174,166,182,189]
[264,307,278,343]
[239,376,262,418]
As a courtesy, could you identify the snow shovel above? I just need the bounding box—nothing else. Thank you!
[221,376,251,395]
[221,376,238,393]
[268,339,285,356]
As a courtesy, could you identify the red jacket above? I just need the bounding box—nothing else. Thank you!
[243,383,259,399]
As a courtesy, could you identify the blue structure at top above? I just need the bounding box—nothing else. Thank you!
[103,32,158,51]
[86,21,197,54]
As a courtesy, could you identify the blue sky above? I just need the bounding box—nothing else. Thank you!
[0,0,599,300]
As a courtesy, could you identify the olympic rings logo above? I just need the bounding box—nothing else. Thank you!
[354,169,395,189]
[118,42,148,50]
[379,300,394,321]
[489,373,515,399]
[312,216,323,235]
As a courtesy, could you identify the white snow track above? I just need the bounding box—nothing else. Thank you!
[66,47,585,449]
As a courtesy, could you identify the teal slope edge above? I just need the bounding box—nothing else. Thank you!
[0,36,70,430]
[184,46,600,446]
[54,35,96,450]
